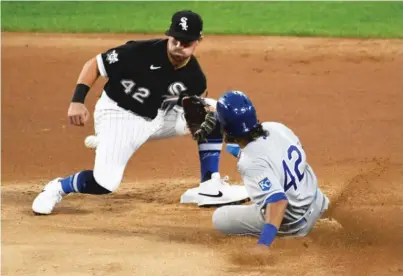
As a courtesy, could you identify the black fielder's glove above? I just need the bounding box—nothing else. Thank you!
[182,95,217,142]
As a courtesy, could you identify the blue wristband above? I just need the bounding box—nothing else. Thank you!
[258,223,278,246]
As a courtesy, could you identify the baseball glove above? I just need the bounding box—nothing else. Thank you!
[182,95,217,142]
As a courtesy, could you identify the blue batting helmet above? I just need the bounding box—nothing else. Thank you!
[216,90,258,137]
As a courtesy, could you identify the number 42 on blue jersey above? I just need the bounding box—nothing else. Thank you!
[282,145,305,192]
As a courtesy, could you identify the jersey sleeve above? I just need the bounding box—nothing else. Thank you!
[186,58,208,97]
[96,41,139,78]
[190,73,207,97]
[241,157,287,208]
[177,73,207,107]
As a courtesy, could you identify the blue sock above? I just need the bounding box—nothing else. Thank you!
[198,122,223,182]
[198,149,221,182]
[60,170,94,194]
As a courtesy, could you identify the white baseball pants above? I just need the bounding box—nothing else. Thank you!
[92,92,217,192]
[212,188,330,237]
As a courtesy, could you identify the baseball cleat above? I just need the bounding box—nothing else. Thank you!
[180,173,250,207]
[32,178,65,215]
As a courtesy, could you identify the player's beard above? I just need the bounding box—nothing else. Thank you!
[169,51,189,65]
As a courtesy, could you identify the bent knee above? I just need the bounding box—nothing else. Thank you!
[93,169,123,192]
[212,206,233,234]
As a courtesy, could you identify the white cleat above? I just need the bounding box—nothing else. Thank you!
[84,135,99,149]
[32,178,65,215]
[180,173,250,207]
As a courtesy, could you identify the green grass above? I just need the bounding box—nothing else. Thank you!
[2,1,403,38]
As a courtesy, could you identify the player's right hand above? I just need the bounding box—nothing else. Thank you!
[68,102,89,126]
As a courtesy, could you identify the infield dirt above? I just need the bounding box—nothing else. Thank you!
[2,33,403,276]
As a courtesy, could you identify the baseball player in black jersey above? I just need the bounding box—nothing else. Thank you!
[32,10,248,215]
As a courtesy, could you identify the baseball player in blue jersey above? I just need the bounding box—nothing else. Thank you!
[209,90,330,247]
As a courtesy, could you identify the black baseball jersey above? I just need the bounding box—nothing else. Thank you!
[96,39,207,119]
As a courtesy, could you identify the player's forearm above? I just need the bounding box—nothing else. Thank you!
[77,57,100,87]
[258,199,288,246]
[71,57,100,103]
[263,199,287,228]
